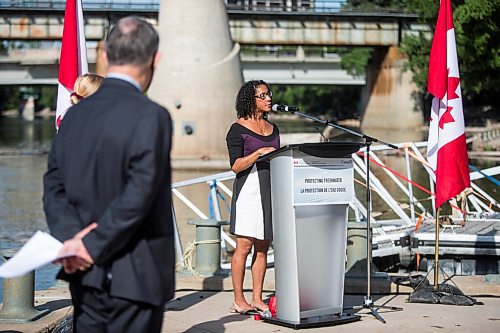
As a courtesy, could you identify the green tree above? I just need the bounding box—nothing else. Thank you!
[400,0,499,120]
[37,86,57,110]
[454,0,500,108]
[272,85,362,120]
[339,48,373,76]
[0,86,21,112]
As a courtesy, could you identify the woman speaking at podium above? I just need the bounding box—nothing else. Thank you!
[226,80,280,316]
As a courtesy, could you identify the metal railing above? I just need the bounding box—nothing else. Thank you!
[0,0,421,23]
[169,140,500,265]
[0,0,407,14]
[0,0,158,10]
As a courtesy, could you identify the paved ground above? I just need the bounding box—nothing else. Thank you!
[164,290,500,333]
[1,271,500,333]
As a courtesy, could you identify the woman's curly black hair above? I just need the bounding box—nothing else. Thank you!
[235,80,270,119]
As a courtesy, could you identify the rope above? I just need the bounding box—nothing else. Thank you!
[358,151,433,195]
[355,172,437,221]
[176,239,222,277]
[470,186,497,206]
[406,148,498,209]
[415,212,424,232]
[353,177,380,194]
[354,170,432,216]
[356,151,466,214]
[406,148,432,168]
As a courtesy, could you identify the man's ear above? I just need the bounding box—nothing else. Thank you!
[153,51,161,69]
[100,51,109,71]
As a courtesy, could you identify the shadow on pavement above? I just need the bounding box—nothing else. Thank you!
[37,299,72,312]
[166,291,219,311]
[183,313,250,333]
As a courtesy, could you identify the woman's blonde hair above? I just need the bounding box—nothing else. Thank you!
[70,73,103,105]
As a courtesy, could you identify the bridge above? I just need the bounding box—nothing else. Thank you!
[0,1,427,85]
[0,0,423,45]
[0,46,365,85]
[0,1,429,131]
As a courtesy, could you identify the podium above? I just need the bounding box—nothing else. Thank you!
[261,142,363,329]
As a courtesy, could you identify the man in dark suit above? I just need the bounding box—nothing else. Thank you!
[43,16,174,332]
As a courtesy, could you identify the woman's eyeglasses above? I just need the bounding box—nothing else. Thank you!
[255,91,272,100]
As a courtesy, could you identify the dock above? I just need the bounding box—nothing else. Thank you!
[1,136,499,332]
[414,218,500,275]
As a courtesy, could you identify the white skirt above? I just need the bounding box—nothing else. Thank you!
[234,165,265,240]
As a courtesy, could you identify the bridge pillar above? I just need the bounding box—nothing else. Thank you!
[361,46,424,142]
[149,0,243,160]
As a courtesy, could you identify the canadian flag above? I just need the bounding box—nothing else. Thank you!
[426,0,470,209]
[55,0,88,130]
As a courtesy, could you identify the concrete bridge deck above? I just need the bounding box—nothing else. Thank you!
[0,0,427,44]
[0,47,366,85]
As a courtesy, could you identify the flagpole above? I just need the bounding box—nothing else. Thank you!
[407,0,476,307]
[434,207,440,289]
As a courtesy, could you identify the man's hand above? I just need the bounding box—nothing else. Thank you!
[58,223,97,274]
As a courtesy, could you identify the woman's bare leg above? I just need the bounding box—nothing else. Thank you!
[251,239,270,310]
[231,236,254,310]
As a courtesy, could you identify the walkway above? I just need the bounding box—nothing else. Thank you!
[1,270,500,333]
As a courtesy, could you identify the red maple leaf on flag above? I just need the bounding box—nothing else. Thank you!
[438,76,460,129]
[447,76,460,100]
[439,106,455,129]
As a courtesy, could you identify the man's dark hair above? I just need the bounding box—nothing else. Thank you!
[235,80,270,119]
[106,17,159,67]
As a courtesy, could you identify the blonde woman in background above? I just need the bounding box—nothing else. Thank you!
[70,73,103,105]
[57,73,103,129]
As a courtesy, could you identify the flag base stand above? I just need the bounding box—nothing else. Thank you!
[406,210,480,306]
[406,264,481,306]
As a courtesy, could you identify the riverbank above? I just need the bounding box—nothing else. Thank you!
[1,270,500,333]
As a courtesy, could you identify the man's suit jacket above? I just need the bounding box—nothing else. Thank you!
[43,78,175,307]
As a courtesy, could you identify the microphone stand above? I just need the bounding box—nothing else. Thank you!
[278,109,402,323]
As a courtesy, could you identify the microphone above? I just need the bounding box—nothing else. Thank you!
[272,104,299,113]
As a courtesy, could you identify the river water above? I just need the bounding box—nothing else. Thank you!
[0,116,230,303]
[0,116,498,303]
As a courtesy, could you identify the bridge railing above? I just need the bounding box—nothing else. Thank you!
[0,0,159,10]
[0,0,406,14]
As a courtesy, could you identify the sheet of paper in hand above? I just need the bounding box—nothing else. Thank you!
[0,231,71,278]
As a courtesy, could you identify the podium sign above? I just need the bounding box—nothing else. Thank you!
[293,155,353,205]
[260,142,362,328]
